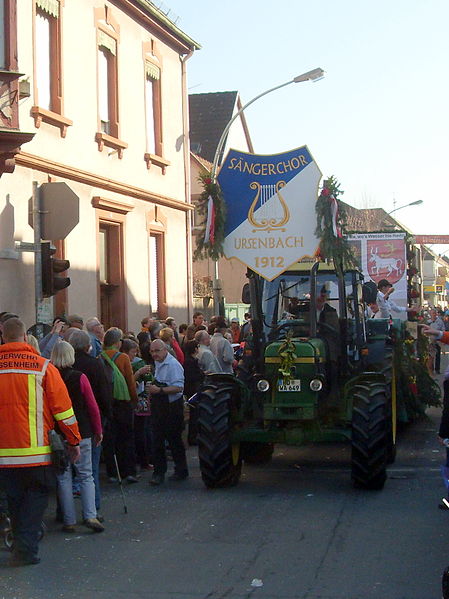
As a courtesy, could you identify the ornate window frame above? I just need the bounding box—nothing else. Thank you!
[94,6,127,158]
[31,0,73,137]
[142,40,169,173]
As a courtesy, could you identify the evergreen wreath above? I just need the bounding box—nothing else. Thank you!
[277,332,297,383]
[193,170,226,261]
[315,176,359,269]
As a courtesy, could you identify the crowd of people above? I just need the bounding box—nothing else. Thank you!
[0,309,251,566]
[3,295,449,568]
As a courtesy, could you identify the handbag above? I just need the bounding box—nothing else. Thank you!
[48,429,70,474]
[135,392,151,415]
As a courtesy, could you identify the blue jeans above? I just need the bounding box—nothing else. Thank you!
[91,442,102,511]
[57,438,96,525]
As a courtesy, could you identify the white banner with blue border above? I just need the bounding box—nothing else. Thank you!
[218,146,322,281]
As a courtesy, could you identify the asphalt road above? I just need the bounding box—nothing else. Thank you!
[2,381,449,598]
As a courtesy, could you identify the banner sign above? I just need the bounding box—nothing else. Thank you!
[218,146,322,281]
[347,232,407,318]
[414,235,449,245]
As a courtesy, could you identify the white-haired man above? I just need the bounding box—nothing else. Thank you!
[85,317,104,358]
[146,339,187,485]
[194,330,222,374]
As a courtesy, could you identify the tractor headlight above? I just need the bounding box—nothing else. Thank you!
[309,378,323,392]
[256,379,270,392]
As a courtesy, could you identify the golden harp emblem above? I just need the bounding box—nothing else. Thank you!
[247,180,289,232]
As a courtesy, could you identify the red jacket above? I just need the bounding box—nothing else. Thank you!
[0,342,80,468]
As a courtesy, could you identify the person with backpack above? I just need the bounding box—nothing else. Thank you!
[100,327,139,484]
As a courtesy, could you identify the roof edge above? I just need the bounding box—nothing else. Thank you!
[131,0,201,50]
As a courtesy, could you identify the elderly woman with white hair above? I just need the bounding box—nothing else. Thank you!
[50,341,104,533]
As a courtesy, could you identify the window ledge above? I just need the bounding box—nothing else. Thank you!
[0,70,25,81]
[144,152,170,174]
[95,132,128,159]
[31,106,73,138]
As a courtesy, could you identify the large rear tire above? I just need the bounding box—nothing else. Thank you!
[380,346,397,464]
[197,383,242,488]
[351,381,388,490]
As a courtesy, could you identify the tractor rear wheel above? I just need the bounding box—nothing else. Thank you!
[380,346,397,464]
[351,381,388,490]
[241,442,274,465]
[197,384,242,488]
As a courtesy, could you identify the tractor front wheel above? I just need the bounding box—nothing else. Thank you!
[351,381,388,490]
[197,384,242,488]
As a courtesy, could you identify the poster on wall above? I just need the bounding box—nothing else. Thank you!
[347,232,407,319]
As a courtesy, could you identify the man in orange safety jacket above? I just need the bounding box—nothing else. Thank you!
[0,318,81,566]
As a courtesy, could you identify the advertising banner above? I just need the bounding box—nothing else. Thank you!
[218,146,322,281]
[347,232,407,318]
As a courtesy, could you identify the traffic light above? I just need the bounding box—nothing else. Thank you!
[41,242,70,297]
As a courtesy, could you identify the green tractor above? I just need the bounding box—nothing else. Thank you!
[196,261,402,491]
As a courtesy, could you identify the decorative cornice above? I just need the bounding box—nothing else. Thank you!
[16,151,194,212]
[92,195,134,214]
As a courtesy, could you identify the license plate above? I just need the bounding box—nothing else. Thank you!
[278,379,301,392]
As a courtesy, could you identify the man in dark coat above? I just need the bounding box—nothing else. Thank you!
[69,329,112,517]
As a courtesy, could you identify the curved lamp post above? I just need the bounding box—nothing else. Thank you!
[210,68,325,314]
[388,199,423,215]
[211,68,325,182]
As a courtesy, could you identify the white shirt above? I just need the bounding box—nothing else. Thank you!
[154,352,184,403]
[377,291,407,318]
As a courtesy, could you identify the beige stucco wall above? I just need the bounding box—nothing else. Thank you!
[0,0,194,329]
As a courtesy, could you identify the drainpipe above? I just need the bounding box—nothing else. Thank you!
[180,49,194,323]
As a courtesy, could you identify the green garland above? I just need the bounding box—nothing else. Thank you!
[193,170,226,261]
[315,176,359,269]
[278,333,297,383]
[394,334,441,421]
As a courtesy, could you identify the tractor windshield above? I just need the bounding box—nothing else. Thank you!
[261,271,341,338]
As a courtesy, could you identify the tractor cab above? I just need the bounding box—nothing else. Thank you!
[246,261,368,380]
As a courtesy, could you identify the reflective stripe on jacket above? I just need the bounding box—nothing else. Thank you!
[0,342,81,468]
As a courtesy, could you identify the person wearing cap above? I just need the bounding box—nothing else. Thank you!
[68,314,84,330]
[230,318,241,344]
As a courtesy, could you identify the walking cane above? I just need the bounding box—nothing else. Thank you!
[113,454,128,514]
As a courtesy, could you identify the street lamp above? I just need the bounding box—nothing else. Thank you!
[211,68,325,181]
[210,68,325,314]
[388,199,423,215]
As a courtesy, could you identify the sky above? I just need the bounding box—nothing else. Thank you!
[162,0,449,255]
